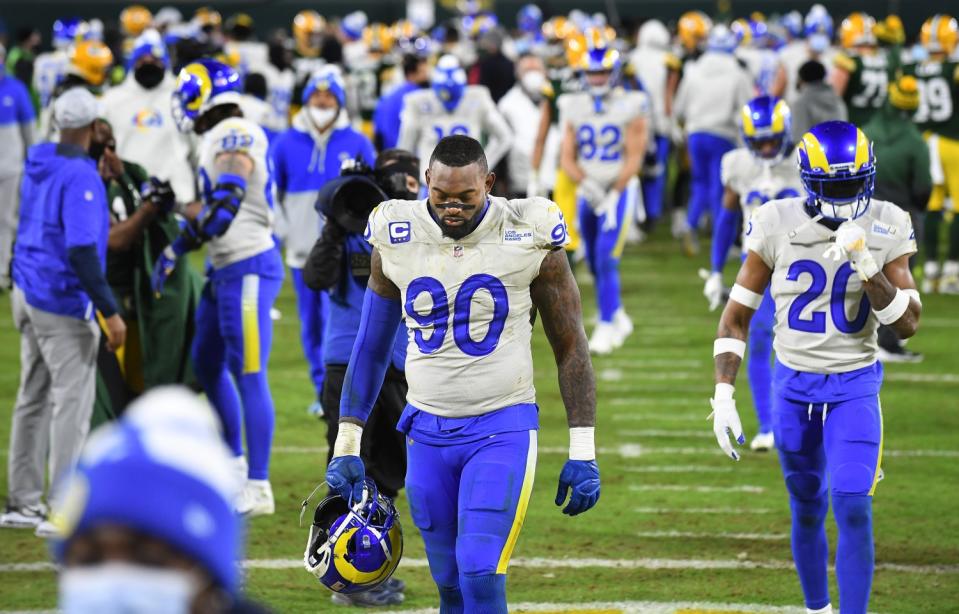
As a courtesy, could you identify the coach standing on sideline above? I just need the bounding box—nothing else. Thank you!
[1,88,125,537]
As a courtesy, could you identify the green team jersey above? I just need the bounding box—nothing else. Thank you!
[546,65,579,126]
[835,51,889,127]
[908,60,959,139]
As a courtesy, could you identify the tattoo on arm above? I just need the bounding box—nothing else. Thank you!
[530,249,596,427]
[213,151,255,180]
[368,248,401,301]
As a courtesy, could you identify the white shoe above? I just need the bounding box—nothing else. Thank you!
[807,605,833,614]
[940,261,959,294]
[749,431,775,452]
[923,261,941,294]
[236,480,275,517]
[589,322,618,355]
[34,520,61,538]
[0,504,47,529]
[612,308,633,346]
[233,456,248,490]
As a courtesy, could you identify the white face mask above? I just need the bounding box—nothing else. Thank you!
[309,106,338,131]
[60,563,198,614]
[520,70,546,96]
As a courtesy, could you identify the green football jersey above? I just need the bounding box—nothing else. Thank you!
[835,51,889,127]
[910,60,959,140]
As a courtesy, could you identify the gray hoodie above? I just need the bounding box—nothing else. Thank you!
[791,82,848,141]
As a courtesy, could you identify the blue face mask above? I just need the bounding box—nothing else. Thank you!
[60,563,199,614]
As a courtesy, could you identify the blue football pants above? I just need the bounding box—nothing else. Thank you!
[192,272,282,480]
[290,267,328,399]
[405,429,538,613]
[640,135,670,224]
[774,395,883,614]
[686,132,736,231]
[579,178,638,323]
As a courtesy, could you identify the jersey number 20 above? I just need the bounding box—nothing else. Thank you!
[787,260,870,334]
[405,274,509,357]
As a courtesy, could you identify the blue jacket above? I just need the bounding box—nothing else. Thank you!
[324,233,406,370]
[373,81,420,150]
[13,143,109,320]
[271,113,376,268]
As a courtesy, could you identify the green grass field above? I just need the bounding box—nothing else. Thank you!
[0,228,957,613]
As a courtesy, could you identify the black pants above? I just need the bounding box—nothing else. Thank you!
[321,363,408,498]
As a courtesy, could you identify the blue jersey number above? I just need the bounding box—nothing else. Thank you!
[787,260,870,334]
[433,124,470,141]
[577,124,622,161]
[745,188,801,208]
[405,274,509,357]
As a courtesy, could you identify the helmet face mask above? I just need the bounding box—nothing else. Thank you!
[303,479,403,595]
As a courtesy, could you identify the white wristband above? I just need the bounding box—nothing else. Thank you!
[333,422,363,457]
[713,337,746,358]
[729,284,763,309]
[903,288,921,306]
[873,287,910,325]
[569,427,595,461]
[713,383,735,401]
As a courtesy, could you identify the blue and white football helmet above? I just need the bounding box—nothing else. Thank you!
[518,4,543,35]
[805,5,834,52]
[431,55,467,112]
[171,58,243,133]
[302,65,347,107]
[741,95,792,164]
[303,479,403,595]
[797,121,876,221]
[781,11,804,39]
[707,24,739,53]
[52,17,90,49]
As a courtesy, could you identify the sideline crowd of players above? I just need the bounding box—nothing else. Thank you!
[0,2,952,612]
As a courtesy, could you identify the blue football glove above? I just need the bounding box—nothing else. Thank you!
[198,174,246,238]
[141,177,176,214]
[326,455,367,505]
[555,459,601,516]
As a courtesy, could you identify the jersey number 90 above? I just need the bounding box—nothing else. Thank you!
[405,274,509,357]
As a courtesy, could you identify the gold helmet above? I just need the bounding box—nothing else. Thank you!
[120,5,152,37]
[68,40,114,86]
[193,6,222,30]
[564,32,587,67]
[920,14,959,55]
[363,23,395,54]
[391,19,419,43]
[874,15,905,45]
[543,16,577,43]
[839,12,877,48]
[677,11,712,52]
[293,10,326,58]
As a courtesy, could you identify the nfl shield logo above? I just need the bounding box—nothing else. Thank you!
[453,245,464,258]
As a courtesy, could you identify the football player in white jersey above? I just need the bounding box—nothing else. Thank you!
[397,54,512,185]
[704,96,803,451]
[152,59,284,518]
[324,135,600,611]
[33,17,88,111]
[711,121,921,614]
[558,34,647,354]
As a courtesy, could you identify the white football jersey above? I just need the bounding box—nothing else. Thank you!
[198,117,276,270]
[33,50,68,110]
[397,85,513,181]
[721,147,804,243]
[367,196,569,417]
[745,197,916,374]
[557,88,649,190]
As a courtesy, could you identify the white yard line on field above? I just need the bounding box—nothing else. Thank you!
[608,398,704,406]
[634,507,776,514]
[611,414,703,422]
[622,465,733,473]
[628,484,765,493]
[636,529,788,541]
[603,359,706,368]
[618,429,713,438]
[884,372,959,384]
[381,600,815,614]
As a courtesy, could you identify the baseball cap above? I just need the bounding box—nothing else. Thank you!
[53,87,100,129]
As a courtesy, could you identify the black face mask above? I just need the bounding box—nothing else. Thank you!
[88,141,107,163]
[375,166,419,201]
[134,63,166,89]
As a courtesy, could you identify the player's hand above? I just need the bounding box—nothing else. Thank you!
[102,313,127,353]
[709,395,745,461]
[702,270,724,311]
[555,459,600,516]
[598,190,620,231]
[151,246,178,298]
[576,178,606,206]
[141,177,176,214]
[824,221,879,281]
[326,455,366,505]
[200,178,245,237]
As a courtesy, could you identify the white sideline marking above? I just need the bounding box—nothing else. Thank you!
[629,484,765,493]
[600,368,623,381]
[635,507,776,514]
[605,359,706,368]
[381,601,813,614]
[884,372,959,384]
[622,465,733,473]
[636,530,788,541]
[619,429,713,438]
[612,414,703,422]
[602,371,703,382]
[609,398,703,406]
